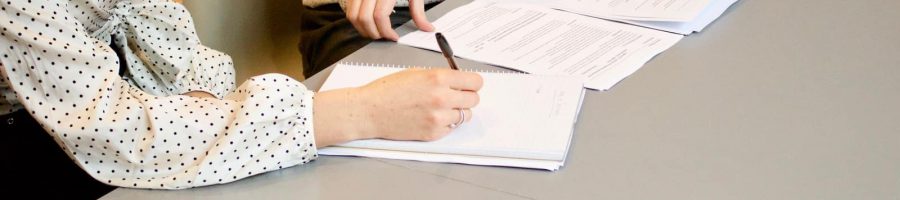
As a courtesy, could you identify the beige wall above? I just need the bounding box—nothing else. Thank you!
[183,0,305,82]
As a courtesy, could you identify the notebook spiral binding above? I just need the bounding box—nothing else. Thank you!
[338,62,526,74]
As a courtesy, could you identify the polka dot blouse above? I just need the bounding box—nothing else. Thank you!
[0,0,317,189]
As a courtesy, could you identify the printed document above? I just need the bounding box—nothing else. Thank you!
[512,0,712,22]
[548,0,739,34]
[399,1,683,90]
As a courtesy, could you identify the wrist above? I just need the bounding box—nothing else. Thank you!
[313,88,377,147]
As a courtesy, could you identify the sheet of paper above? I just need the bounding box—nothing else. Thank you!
[611,0,738,34]
[317,64,585,170]
[512,0,712,22]
[399,1,683,90]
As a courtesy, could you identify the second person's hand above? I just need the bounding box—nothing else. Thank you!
[345,0,435,41]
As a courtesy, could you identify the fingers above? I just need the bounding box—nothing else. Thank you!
[446,71,484,92]
[443,108,473,126]
[358,0,381,39]
[374,0,399,41]
[448,108,473,124]
[350,0,433,40]
[443,89,480,109]
[420,69,484,91]
[409,0,434,31]
[437,108,473,127]
[346,0,366,38]
[350,0,398,40]
[416,108,473,141]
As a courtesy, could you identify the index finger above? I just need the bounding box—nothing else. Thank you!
[345,0,368,38]
[374,0,400,41]
[445,70,483,92]
[408,0,434,31]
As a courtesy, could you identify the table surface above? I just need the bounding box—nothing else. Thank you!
[103,0,900,199]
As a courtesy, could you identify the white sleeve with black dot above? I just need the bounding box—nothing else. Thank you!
[0,0,317,189]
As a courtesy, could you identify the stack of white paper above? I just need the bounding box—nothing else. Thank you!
[517,0,712,22]
[534,0,740,34]
[399,1,684,90]
[318,64,586,171]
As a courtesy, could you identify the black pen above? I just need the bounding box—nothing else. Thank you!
[435,32,460,70]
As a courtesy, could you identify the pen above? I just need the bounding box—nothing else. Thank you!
[435,32,460,70]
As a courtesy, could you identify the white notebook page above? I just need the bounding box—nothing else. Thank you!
[318,64,584,166]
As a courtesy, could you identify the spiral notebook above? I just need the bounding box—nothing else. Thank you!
[317,63,585,171]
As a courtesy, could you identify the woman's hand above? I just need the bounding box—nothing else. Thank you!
[345,0,434,41]
[313,69,483,147]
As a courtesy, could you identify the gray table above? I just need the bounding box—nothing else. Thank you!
[103,0,900,199]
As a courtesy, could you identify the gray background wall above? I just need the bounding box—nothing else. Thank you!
[183,0,306,82]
